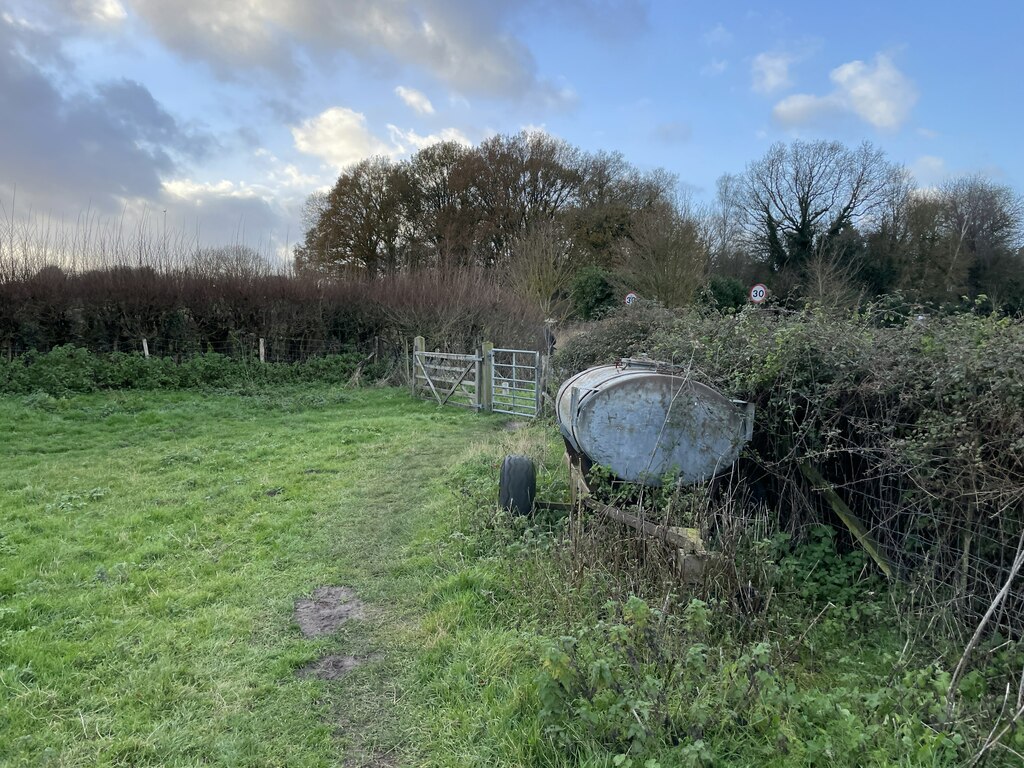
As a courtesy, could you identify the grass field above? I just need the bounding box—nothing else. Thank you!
[0,385,533,767]
[2,385,1019,767]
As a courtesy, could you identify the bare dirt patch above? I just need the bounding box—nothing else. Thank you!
[296,654,371,681]
[294,586,365,637]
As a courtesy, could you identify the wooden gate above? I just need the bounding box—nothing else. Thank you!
[411,339,483,410]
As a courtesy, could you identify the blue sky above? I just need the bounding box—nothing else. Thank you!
[2,0,1021,258]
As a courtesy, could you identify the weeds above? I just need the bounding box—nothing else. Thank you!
[422,414,1024,766]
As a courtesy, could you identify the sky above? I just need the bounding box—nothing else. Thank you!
[2,0,1022,261]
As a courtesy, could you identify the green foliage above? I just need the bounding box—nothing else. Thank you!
[552,302,676,372]
[0,345,379,396]
[572,265,618,320]
[552,304,1024,619]
[534,591,968,766]
[703,275,747,312]
[414,424,1024,767]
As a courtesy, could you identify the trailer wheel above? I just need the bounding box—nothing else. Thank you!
[499,455,536,516]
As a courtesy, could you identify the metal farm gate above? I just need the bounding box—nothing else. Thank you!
[411,337,542,418]
[490,348,541,418]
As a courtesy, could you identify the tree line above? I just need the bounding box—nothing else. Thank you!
[296,131,1024,315]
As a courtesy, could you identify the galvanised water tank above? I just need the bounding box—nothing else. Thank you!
[555,359,754,486]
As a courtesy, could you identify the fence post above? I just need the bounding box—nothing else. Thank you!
[412,336,425,396]
[536,353,544,416]
[259,338,266,363]
[142,338,149,358]
[480,341,493,413]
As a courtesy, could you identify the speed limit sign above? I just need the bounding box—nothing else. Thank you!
[749,284,768,304]
[624,291,639,305]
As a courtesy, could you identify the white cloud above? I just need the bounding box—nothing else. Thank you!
[386,125,471,152]
[277,164,322,189]
[163,179,265,200]
[703,23,732,46]
[911,155,947,186]
[292,107,396,170]
[157,177,290,250]
[830,55,917,129]
[72,0,126,23]
[752,52,793,94]
[701,58,728,77]
[395,85,435,115]
[125,0,572,101]
[293,106,472,169]
[773,92,839,125]
[773,54,917,130]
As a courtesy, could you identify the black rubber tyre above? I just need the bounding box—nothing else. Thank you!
[498,454,536,516]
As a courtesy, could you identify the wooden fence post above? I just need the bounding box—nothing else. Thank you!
[412,336,425,396]
[480,341,493,413]
[142,338,149,358]
[259,338,266,363]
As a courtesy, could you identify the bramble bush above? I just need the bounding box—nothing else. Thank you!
[535,592,971,766]
[552,302,1024,630]
[430,386,1024,766]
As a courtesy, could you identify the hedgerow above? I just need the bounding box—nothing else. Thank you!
[0,345,381,396]
[552,302,1024,630]
[0,267,544,359]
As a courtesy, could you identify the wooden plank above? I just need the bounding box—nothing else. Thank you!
[481,342,493,413]
[583,499,706,554]
[799,462,897,580]
[412,336,424,396]
[415,354,443,404]
[416,351,482,362]
[440,363,476,406]
[417,364,477,378]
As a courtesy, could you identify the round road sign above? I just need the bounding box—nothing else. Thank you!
[749,284,768,304]
[624,291,639,305]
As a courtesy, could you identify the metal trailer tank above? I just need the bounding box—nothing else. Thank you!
[555,358,754,486]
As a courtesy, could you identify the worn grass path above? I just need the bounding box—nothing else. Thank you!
[0,386,507,767]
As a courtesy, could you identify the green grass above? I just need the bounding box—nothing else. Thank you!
[2,385,1020,767]
[0,385,513,767]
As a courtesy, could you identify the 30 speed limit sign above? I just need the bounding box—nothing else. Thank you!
[749,283,768,304]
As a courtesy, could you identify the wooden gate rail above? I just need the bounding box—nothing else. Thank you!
[411,337,483,410]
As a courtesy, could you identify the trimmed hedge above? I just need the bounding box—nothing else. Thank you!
[0,345,382,396]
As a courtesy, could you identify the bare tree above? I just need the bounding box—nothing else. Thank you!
[191,244,272,279]
[504,220,577,320]
[802,251,865,309]
[294,157,406,277]
[614,200,708,308]
[896,176,1024,307]
[468,131,584,268]
[741,140,903,291]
